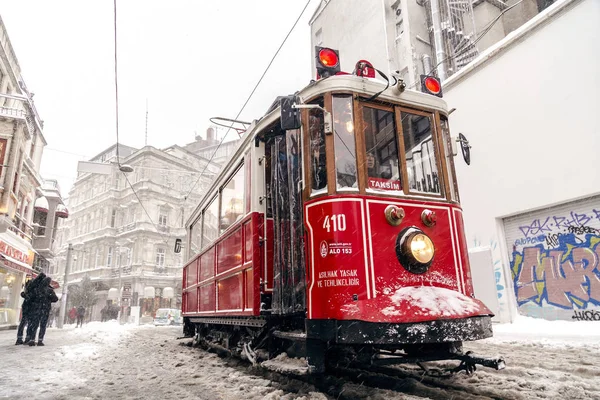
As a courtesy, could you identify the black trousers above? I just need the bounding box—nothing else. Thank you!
[26,310,51,342]
[17,316,28,340]
[38,312,49,341]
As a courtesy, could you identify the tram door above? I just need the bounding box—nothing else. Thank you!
[268,129,306,314]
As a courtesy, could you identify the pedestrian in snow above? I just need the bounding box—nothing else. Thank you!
[76,305,86,327]
[25,276,58,346]
[68,306,77,324]
[15,280,32,345]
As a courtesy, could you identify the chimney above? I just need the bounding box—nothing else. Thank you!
[206,127,216,141]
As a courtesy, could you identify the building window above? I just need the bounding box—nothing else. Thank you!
[107,247,114,267]
[315,28,323,46]
[158,207,167,226]
[125,248,132,266]
[156,248,165,267]
[110,209,116,227]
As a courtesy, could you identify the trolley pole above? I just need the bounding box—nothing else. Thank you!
[57,243,73,329]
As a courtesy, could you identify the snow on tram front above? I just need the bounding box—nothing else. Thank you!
[181,47,504,374]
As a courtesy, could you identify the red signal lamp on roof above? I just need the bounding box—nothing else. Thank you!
[420,75,443,97]
[315,46,341,79]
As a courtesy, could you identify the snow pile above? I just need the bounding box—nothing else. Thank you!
[382,286,479,316]
[261,352,309,375]
[490,314,600,347]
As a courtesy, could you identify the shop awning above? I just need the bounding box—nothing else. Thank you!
[34,196,49,213]
[55,204,69,218]
[0,254,34,274]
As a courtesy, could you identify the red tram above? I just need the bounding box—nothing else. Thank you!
[181,49,503,373]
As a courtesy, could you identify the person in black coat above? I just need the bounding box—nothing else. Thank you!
[16,273,47,345]
[15,280,32,345]
[26,276,58,346]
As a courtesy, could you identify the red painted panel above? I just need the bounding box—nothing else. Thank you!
[305,198,370,320]
[265,218,274,291]
[245,268,253,311]
[244,221,252,264]
[186,259,198,287]
[199,247,215,282]
[453,208,474,297]
[199,283,216,312]
[304,195,491,323]
[185,288,198,313]
[217,273,243,311]
[217,228,243,275]
[365,199,460,294]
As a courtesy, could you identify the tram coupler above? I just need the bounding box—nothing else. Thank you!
[452,350,505,374]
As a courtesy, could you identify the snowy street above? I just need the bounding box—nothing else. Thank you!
[1,318,599,400]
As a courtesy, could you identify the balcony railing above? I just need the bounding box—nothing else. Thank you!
[0,106,26,119]
[9,215,33,243]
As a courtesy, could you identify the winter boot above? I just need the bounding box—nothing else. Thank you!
[15,338,23,345]
[37,340,44,346]
[28,340,36,346]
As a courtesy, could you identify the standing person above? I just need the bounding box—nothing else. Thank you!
[36,277,58,346]
[26,276,58,346]
[15,280,32,345]
[68,306,77,324]
[76,305,85,327]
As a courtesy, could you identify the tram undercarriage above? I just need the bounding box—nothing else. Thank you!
[184,314,504,375]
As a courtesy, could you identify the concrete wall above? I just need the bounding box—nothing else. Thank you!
[443,0,599,321]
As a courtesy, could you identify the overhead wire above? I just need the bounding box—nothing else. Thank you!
[182,0,314,202]
[112,0,168,245]
[113,0,121,164]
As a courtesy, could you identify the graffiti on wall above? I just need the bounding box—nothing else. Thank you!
[510,208,600,312]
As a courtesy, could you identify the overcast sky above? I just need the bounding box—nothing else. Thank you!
[1,0,315,195]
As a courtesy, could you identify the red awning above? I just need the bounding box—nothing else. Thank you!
[56,204,69,218]
[34,196,49,213]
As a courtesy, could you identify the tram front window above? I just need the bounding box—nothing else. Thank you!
[332,95,357,190]
[363,106,401,192]
[309,100,327,192]
[401,112,441,194]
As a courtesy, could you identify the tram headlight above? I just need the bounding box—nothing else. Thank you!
[395,228,435,274]
[409,234,434,264]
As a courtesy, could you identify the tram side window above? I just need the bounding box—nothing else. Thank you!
[309,99,327,193]
[202,196,219,249]
[333,95,358,190]
[220,165,245,233]
[363,107,401,191]
[440,116,459,201]
[189,216,202,259]
[401,112,440,195]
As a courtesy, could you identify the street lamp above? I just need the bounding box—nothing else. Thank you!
[57,243,73,329]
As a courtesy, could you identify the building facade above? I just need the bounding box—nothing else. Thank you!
[442,0,599,322]
[0,16,46,329]
[309,0,549,88]
[53,139,231,322]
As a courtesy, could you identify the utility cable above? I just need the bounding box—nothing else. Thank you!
[113,0,121,164]
[122,171,170,245]
[183,0,313,202]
